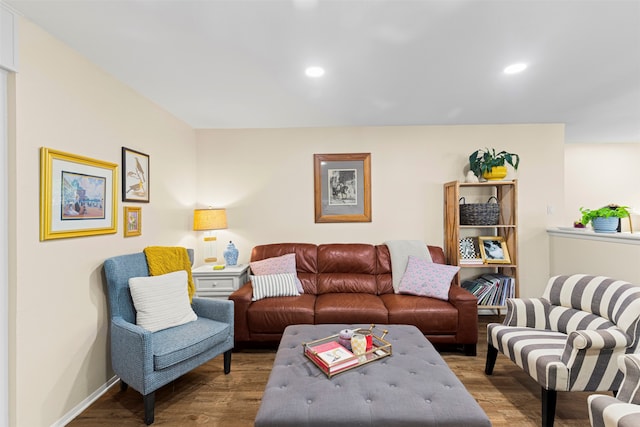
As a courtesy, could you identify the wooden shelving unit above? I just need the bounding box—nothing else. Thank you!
[443,180,519,309]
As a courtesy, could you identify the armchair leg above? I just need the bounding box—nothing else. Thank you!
[120,380,128,392]
[224,349,232,374]
[485,344,498,375]
[541,388,556,427]
[143,392,155,425]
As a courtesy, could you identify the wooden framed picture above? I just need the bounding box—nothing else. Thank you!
[313,153,371,223]
[39,147,117,240]
[123,206,141,237]
[478,236,511,264]
[122,147,149,202]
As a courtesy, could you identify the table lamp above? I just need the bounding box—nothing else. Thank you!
[193,208,227,263]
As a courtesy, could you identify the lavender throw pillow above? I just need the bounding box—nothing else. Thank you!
[397,256,460,301]
[249,253,304,293]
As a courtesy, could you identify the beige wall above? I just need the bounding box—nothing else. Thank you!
[564,143,640,229]
[549,235,640,283]
[195,124,565,300]
[9,20,198,426]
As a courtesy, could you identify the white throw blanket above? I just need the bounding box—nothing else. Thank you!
[384,240,432,293]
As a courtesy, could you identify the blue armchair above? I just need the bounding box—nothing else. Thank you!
[104,249,234,425]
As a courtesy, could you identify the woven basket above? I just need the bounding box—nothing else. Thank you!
[459,196,499,225]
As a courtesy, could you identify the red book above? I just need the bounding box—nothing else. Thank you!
[305,341,358,374]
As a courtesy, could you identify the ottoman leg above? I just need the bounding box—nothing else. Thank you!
[485,344,498,374]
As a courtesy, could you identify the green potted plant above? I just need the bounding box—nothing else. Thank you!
[579,204,630,233]
[469,148,520,181]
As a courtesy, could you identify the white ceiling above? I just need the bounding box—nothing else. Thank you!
[5,0,640,143]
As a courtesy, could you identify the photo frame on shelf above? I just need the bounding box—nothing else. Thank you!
[40,147,117,241]
[459,237,483,264]
[478,236,511,264]
[122,147,149,203]
[459,237,478,259]
[123,206,141,237]
[313,153,371,223]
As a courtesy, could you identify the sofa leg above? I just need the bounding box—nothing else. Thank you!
[485,344,498,375]
[541,388,556,427]
[143,392,155,425]
[120,380,128,392]
[224,349,232,374]
[464,344,477,356]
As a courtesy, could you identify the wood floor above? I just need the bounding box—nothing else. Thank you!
[68,316,603,426]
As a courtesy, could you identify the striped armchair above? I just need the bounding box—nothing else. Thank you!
[588,354,640,427]
[485,274,640,427]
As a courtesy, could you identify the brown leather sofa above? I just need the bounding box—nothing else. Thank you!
[229,243,478,355]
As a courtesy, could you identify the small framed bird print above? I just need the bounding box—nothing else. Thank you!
[122,147,149,203]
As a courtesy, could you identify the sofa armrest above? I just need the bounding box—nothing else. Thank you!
[448,285,479,346]
[229,282,253,342]
[561,328,632,366]
[503,298,550,329]
[110,317,154,390]
[618,354,640,404]
[191,297,234,325]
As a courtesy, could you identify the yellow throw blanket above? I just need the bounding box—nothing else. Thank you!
[144,246,195,302]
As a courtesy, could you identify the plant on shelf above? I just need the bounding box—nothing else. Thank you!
[469,148,520,180]
[579,204,630,233]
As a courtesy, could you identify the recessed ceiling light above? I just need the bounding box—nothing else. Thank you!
[504,63,527,74]
[305,66,325,78]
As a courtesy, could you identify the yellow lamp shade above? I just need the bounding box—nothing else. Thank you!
[193,208,227,231]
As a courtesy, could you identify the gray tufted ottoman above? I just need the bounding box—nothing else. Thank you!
[255,324,491,426]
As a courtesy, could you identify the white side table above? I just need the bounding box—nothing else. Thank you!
[191,264,250,299]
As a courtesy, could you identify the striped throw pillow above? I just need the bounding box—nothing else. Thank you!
[251,273,300,301]
[249,253,304,293]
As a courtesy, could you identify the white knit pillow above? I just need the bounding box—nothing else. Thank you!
[129,270,197,332]
[251,273,300,301]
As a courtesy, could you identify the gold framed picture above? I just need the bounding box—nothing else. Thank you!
[313,153,371,223]
[124,206,141,237]
[478,236,511,264]
[40,147,117,241]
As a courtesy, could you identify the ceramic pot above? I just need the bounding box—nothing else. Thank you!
[483,166,508,181]
[591,217,619,233]
[223,241,239,265]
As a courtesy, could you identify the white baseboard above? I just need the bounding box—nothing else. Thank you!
[51,376,119,427]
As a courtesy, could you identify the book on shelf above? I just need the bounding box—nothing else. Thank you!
[305,340,358,374]
[462,273,515,306]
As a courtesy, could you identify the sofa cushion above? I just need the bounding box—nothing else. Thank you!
[152,317,231,370]
[249,253,304,293]
[381,293,459,334]
[315,293,388,324]
[397,256,459,301]
[247,294,316,334]
[251,273,300,301]
[317,273,378,294]
[548,305,618,334]
[129,270,197,332]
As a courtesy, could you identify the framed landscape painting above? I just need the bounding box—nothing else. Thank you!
[40,147,117,240]
[314,153,371,223]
